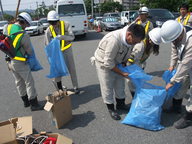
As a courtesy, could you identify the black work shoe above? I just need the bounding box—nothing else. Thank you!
[116,104,130,111]
[74,88,80,94]
[163,106,182,114]
[108,110,121,120]
[174,117,192,129]
[21,95,30,107]
[116,98,129,111]
[29,97,44,111]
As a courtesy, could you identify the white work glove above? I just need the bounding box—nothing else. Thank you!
[55,35,62,40]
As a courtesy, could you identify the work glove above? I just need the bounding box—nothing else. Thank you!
[55,35,62,40]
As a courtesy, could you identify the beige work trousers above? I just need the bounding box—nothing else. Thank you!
[54,47,78,88]
[95,61,126,104]
[9,60,37,100]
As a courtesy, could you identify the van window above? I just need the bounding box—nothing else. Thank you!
[58,4,85,16]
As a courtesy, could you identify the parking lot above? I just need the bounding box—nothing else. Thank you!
[0,30,191,144]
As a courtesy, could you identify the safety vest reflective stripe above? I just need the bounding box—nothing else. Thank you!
[137,20,150,34]
[178,13,191,25]
[60,21,65,49]
[7,25,26,61]
[12,33,26,61]
[49,25,57,37]
[7,24,12,35]
[13,56,26,61]
[49,21,72,51]
[137,20,150,45]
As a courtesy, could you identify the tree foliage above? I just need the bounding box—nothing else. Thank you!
[100,1,123,13]
[84,0,123,15]
[139,0,189,12]
[3,13,14,21]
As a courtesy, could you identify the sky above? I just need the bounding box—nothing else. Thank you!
[1,0,54,11]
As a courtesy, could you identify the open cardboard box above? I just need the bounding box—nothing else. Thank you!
[0,116,32,144]
[0,116,73,144]
[28,132,73,144]
[44,90,72,129]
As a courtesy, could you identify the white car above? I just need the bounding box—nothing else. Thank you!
[0,21,8,33]
[39,18,49,30]
[25,21,44,35]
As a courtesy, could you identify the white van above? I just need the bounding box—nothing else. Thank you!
[120,10,137,26]
[56,0,88,37]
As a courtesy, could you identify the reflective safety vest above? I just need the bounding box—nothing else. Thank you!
[137,20,150,45]
[178,13,191,26]
[7,24,26,61]
[49,21,72,51]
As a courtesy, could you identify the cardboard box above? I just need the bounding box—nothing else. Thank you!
[28,132,73,144]
[0,116,32,144]
[44,90,72,129]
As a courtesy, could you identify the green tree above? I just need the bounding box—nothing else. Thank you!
[3,13,14,21]
[85,0,92,14]
[100,1,123,13]
[139,0,184,11]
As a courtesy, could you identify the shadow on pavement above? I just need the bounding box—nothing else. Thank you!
[70,84,100,110]
[60,111,95,130]
[161,112,182,128]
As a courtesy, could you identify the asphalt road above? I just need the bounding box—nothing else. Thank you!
[0,30,191,144]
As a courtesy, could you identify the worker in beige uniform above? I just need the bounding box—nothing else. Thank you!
[93,24,145,120]
[3,12,43,111]
[160,20,192,129]
[176,3,192,26]
[45,10,80,94]
[128,27,162,97]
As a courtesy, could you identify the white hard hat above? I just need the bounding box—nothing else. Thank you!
[47,10,59,21]
[139,7,149,14]
[160,20,183,43]
[149,27,162,45]
[18,12,32,25]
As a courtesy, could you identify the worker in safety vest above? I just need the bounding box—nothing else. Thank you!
[3,12,43,111]
[45,10,80,94]
[176,3,192,26]
[134,7,153,42]
[161,20,192,129]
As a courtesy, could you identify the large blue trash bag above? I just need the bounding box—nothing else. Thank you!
[45,38,69,78]
[162,70,181,98]
[118,64,153,81]
[27,44,43,71]
[122,82,167,131]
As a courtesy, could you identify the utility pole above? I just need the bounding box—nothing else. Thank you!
[36,1,39,19]
[15,0,21,19]
[0,0,4,20]
[91,0,94,18]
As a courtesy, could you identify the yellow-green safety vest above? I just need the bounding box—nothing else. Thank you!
[137,20,150,45]
[178,13,191,26]
[7,24,26,61]
[49,21,72,51]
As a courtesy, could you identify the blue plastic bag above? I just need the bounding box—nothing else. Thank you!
[118,64,153,81]
[162,70,181,98]
[45,38,69,78]
[27,44,43,71]
[122,82,167,131]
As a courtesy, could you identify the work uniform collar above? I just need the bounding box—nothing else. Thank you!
[174,28,187,48]
[122,25,131,47]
